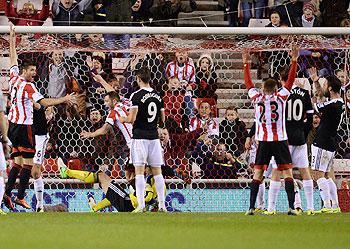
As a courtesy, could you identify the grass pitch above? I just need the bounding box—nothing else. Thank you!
[0,212,349,249]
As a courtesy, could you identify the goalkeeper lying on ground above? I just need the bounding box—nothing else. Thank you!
[58,159,162,212]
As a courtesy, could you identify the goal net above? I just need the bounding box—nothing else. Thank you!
[1,27,350,212]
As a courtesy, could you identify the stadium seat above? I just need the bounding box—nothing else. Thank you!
[248,19,270,27]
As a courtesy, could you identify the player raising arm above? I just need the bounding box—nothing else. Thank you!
[3,26,75,211]
[244,45,299,215]
[120,66,167,212]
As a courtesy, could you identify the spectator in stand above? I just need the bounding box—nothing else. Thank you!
[189,100,219,136]
[47,50,69,99]
[5,0,50,26]
[91,0,106,24]
[166,51,196,120]
[194,54,218,100]
[320,0,350,27]
[219,106,248,156]
[52,0,93,26]
[150,0,197,27]
[265,10,282,27]
[273,0,306,27]
[340,19,350,43]
[163,77,187,133]
[131,0,153,24]
[241,0,266,27]
[306,113,320,160]
[225,0,239,27]
[294,2,320,27]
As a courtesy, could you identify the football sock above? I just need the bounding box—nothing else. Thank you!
[17,165,32,200]
[249,179,261,209]
[66,169,97,183]
[317,177,331,208]
[5,163,21,196]
[267,180,280,212]
[284,177,295,210]
[34,177,44,209]
[135,174,145,209]
[154,174,166,210]
[0,176,5,205]
[327,178,339,208]
[92,198,111,212]
[256,182,265,209]
[303,179,314,210]
[294,180,302,209]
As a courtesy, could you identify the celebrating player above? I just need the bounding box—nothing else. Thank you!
[120,66,166,212]
[244,46,299,215]
[310,74,344,213]
[3,26,75,210]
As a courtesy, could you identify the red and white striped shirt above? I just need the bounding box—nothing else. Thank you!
[189,116,219,136]
[105,102,133,149]
[8,65,44,125]
[165,60,196,84]
[244,60,297,141]
[249,88,290,141]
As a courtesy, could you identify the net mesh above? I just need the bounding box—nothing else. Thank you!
[1,33,350,212]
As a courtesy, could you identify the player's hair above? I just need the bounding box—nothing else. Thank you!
[104,91,120,102]
[20,60,36,73]
[263,78,278,93]
[135,66,151,83]
[326,75,342,93]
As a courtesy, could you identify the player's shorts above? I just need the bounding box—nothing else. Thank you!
[105,180,134,212]
[33,134,50,165]
[0,143,6,171]
[8,122,35,159]
[131,139,164,167]
[289,144,309,168]
[255,140,292,171]
[311,145,335,173]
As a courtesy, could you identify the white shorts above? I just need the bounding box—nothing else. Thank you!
[311,145,335,173]
[289,144,309,168]
[131,139,164,167]
[0,143,6,171]
[33,134,49,165]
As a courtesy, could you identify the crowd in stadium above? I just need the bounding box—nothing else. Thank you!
[1,0,350,182]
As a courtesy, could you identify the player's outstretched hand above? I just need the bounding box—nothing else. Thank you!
[308,67,319,82]
[80,131,91,139]
[242,50,251,64]
[9,25,16,40]
[291,44,299,61]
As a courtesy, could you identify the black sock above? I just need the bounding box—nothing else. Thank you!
[5,164,21,196]
[285,178,295,210]
[249,179,261,209]
[17,166,32,200]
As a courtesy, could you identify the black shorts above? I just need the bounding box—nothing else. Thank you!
[8,122,35,159]
[255,140,292,171]
[105,180,134,212]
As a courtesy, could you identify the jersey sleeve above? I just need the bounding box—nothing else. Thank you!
[105,110,117,126]
[25,83,44,102]
[248,88,260,101]
[314,101,329,114]
[160,98,164,111]
[9,65,19,80]
[130,92,140,109]
[304,90,314,114]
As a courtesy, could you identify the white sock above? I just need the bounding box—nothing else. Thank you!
[0,176,4,206]
[294,180,302,209]
[34,177,44,209]
[317,177,331,208]
[153,174,166,210]
[135,174,145,209]
[267,180,281,212]
[256,182,265,209]
[327,178,339,208]
[303,179,314,211]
